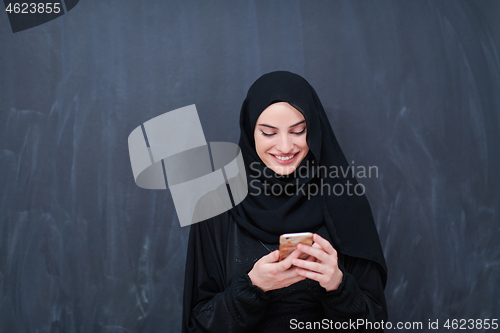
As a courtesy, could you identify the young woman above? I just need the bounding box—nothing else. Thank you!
[182,71,387,332]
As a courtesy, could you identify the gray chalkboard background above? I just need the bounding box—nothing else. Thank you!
[1,1,499,332]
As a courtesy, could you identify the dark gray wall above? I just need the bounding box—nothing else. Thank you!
[1,1,499,332]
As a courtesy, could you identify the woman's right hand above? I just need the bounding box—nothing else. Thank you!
[247,249,307,292]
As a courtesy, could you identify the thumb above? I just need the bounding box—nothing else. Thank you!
[262,250,279,263]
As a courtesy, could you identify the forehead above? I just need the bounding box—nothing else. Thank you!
[256,102,305,126]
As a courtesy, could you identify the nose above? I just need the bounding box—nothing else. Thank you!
[276,133,293,154]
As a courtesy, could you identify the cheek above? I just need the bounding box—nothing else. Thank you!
[254,134,268,158]
[296,136,309,151]
[259,142,274,157]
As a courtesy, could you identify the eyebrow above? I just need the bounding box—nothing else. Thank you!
[257,120,306,130]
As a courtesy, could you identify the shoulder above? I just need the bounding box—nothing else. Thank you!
[188,208,236,252]
[190,178,234,225]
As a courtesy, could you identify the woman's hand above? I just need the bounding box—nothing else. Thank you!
[248,249,310,292]
[292,234,343,292]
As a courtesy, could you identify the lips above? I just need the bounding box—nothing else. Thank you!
[270,152,299,165]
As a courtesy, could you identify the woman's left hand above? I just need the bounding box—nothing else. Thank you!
[292,233,343,292]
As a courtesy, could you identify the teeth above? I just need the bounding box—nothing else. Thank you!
[276,154,295,161]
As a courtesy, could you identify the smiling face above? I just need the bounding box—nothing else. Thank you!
[253,102,309,175]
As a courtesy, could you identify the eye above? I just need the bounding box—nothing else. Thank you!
[261,131,276,137]
[291,128,306,135]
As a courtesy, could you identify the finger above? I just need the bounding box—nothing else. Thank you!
[305,254,317,262]
[269,262,305,283]
[310,242,326,254]
[305,243,321,261]
[307,243,321,259]
[292,258,325,274]
[275,274,306,289]
[313,234,337,256]
[297,243,329,262]
[283,274,306,286]
[279,249,303,270]
[261,250,280,263]
[295,267,324,283]
[279,265,304,279]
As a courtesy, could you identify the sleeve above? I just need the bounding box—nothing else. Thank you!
[182,218,271,333]
[318,255,388,332]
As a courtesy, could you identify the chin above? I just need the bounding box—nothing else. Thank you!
[274,165,298,175]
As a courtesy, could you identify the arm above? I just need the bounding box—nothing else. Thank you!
[188,273,271,333]
[183,220,270,333]
[320,257,387,330]
[293,234,387,331]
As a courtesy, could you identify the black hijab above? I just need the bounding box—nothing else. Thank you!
[232,71,387,286]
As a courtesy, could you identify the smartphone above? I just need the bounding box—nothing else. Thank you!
[279,232,313,261]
